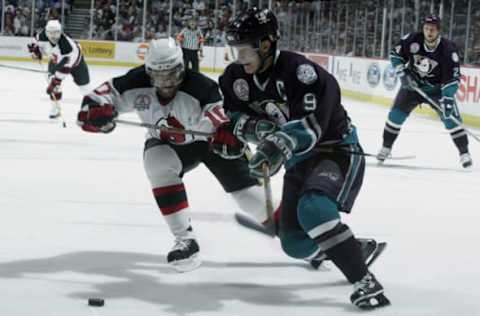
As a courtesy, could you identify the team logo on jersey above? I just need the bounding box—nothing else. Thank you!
[367,62,381,88]
[383,64,398,90]
[413,55,438,78]
[296,64,318,85]
[233,79,249,101]
[134,94,151,111]
[249,99,289,125]
[452,52,459,63]
[410,42,420,54]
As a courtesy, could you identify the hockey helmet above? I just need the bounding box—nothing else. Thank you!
[423,14,442,29]
[145,38,185,98]
[45,20,62,44]
[226,8,279,47]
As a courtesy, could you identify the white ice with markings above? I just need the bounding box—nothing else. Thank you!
[1,62,479,316]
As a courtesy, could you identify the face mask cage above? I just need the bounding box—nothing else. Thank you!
[46,30,61,44]
[227,44,259,65]
[146,62,185,90]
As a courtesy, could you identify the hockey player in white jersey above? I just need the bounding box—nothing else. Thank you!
[76,38,273,272]
[27,20,91,119]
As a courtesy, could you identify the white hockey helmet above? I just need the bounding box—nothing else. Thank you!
[145,38,185,99]
[45,20,62,44]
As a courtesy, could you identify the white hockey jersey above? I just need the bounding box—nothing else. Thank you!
[34,30,82,80]
[83,66,227,144]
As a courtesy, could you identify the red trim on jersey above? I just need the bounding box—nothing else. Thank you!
[160,201,189,215]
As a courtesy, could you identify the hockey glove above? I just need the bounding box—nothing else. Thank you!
[27,43,42,60]
[210,123,247,159]
[400,68,422,90]
[153,115,187,143]
[77,103,118,133]
[234,114,278,144]
[439,96,455,119]
[46,76,62,95]
[249,132,296,178]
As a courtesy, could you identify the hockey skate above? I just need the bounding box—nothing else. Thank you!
[49,103,61,119]
[167,237,201,272]
[460,153,473,168]
[376,146,392,163]
[350,272,390,310]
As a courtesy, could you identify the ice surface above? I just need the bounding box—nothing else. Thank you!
[0,62,479,315]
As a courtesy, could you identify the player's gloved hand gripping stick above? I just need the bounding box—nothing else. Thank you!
[411,86,480,143]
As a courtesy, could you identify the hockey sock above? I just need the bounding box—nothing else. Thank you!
[383,108,408,148]
[297,192,367,283]
[443,121,469,155]
[153,183,193,237]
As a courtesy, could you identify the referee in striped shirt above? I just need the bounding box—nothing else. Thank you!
[176,19,204,73]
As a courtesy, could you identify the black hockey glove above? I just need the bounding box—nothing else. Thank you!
[233,114,278,144]
[399,68,423,90]
[249,132,296,177]
[210,123,247,159]
[77,102,118,133]
[439,96,455,119]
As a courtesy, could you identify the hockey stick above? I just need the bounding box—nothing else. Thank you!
[412,86,480,143]
[261,162,277,237]
[114,119,215,137]
[314,147,415,160]
[38,60,67,128]
[0,63,48,73]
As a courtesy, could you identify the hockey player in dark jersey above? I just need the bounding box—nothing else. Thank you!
[377,15,472,168]
[27,20,91,119]
[220,8,390,310]
[76,38,276,272]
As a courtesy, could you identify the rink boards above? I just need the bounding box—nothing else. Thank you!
[1,36,480,127]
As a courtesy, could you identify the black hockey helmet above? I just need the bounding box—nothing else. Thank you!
[226,7,279,47]
[423,14,442,29]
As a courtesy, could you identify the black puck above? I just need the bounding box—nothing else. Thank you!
[88,298,105,307]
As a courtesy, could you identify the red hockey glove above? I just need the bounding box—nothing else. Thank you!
[77,102,118,133]
[27,43,42,60]
[46,76,62,95]
[210,123,247,159]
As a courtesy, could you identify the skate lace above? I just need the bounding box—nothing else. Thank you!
[172,238,191,251]
[354,273,373,292]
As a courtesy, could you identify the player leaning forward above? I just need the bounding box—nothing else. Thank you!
[377,15,472,168]
[28,20,91,119]
[76,38,271,272]
[221,8,390,309]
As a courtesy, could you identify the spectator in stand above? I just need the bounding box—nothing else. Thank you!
[176,18,204,73]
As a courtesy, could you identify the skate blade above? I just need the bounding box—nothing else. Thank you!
[169,254,201,273]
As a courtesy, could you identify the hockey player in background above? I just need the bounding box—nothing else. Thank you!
[76,38,273,272]
[377,15,472,168]
[27,20,91,119]
[221,8,390,310]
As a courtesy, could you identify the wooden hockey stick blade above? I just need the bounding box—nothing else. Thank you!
[234,213,276,237]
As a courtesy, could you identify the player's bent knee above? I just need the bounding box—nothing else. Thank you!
[279,230,319,259]
[297,192,340,236]
[388,108,409,125]
[143,145,183,187]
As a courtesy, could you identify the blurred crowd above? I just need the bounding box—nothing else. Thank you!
[2,0,480,65]
[1,0,70,36]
